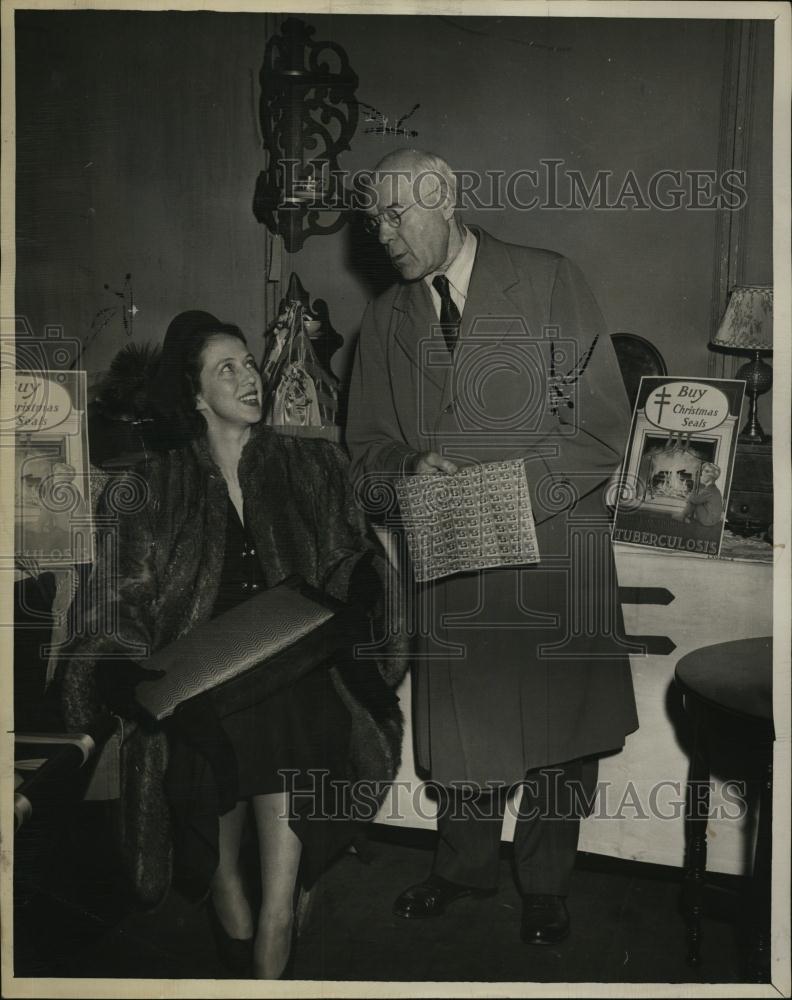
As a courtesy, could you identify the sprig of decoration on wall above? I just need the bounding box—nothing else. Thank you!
[103,273,137,338]
[357,101,421,137]
[78,273,137,368]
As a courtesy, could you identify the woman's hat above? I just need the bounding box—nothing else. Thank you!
[160,310,224,366]
[149,310,244,415]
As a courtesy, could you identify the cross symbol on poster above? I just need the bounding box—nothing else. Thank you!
[652,387,673,424]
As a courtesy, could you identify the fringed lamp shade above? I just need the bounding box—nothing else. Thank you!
[711,286,773,440]
[711,286,773,351]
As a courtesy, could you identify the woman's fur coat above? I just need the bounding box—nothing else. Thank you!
[61,425,407,906]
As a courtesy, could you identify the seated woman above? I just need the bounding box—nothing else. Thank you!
[61,310,406,979]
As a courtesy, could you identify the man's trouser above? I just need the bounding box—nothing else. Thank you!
[431,756,599,895]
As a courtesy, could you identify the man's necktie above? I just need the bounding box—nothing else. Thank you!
[432,274,461,355]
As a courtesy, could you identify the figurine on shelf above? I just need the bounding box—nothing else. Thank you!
[259,274,342,442]
[260,309,292,386]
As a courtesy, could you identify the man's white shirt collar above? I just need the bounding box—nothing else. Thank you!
[425,226,477,317]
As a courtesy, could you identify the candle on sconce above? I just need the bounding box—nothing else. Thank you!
[291,177,326,203]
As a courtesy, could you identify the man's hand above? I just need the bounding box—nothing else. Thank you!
[413,451,458,475]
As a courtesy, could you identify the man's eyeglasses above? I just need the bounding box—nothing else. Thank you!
[362,200,422,236]
[362,186,442,235]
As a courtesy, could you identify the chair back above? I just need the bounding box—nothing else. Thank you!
[610,332,668,409]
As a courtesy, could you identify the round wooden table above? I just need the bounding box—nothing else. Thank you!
[674,636,774,982]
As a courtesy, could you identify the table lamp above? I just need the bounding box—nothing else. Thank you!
[711,285,773,441]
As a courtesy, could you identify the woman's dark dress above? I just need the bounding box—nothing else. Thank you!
[214,501,352,797]
[165,501,358,898]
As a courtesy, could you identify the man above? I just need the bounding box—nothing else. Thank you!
[346,149,638,945]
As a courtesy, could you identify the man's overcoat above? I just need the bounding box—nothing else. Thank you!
[346,227,639,787]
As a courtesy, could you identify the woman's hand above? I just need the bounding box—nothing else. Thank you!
[96,657,165,720]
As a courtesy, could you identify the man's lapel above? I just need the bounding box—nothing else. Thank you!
[460,227,525,343]
[442,229,540,414]
[389,227,540,397]
[392,279,447,391]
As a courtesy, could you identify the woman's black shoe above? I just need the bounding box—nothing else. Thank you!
[207,899,253,977]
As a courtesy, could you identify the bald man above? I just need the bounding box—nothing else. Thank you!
[346,150,638,946]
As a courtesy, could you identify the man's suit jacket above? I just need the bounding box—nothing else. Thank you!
[346,227,639,785]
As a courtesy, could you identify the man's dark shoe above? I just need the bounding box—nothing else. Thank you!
[393,874,495,919]
[520,894,570,945]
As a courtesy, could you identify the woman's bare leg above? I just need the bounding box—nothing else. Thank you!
[251,792,302,979]
[210,800,254,940]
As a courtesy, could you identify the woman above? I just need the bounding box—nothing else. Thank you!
[62,310,406,979]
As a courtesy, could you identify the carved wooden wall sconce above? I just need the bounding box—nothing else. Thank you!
[253,17,359,253]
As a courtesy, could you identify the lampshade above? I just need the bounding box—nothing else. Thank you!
[711,285,773,351]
